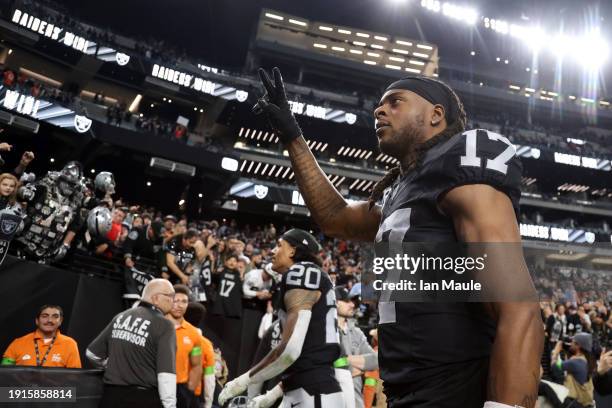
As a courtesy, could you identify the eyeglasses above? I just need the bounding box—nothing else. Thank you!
[158,292,175,299]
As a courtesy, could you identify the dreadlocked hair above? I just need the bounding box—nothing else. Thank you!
[368,81,467,210]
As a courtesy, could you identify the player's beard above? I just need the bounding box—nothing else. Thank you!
[379,114,426,162]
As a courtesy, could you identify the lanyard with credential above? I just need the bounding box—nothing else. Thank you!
[34,334,57,367]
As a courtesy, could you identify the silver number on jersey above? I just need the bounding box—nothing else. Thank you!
[460,129,516,175]
[286,264,321,289]
[325,289,339,344]
[375,207,412,324]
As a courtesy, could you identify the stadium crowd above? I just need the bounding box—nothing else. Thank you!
[0,134,607,405]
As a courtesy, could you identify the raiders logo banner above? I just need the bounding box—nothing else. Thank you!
[0,211,22,267]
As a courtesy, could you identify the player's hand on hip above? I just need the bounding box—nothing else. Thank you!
[252,67,302,144]
[219,372,250,406]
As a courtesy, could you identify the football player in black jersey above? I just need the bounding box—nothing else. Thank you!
[219,228,344,407]
[251,68,544,408]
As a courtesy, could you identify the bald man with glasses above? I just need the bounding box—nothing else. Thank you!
[87,279,178,408]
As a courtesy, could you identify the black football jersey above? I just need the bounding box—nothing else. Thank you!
[278,261,341,390]
[211,268,243,318]
[375,129,522,387]
[165,235,195,271]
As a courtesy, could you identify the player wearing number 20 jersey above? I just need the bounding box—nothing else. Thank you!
[278,260,340,391]
[218,229,344,408]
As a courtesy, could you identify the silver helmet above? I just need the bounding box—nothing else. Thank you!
[59,161,83,185]
[87,206,113,237]
[94,171,116,195]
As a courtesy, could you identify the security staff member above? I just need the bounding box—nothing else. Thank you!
[166,285,202,408]
[87,279,177,408]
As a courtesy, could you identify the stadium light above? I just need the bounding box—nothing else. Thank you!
[128,94,142,113]
[288,19,307,27]
[550,34,571,59]
[441,2,478,25]
[576,31,609,69]
[265,12,284,21]
[396,40,413,46]
[421,0,441,13]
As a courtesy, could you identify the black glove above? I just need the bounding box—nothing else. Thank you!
[253,67,302,144]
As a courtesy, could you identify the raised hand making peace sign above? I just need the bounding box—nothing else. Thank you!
[253,67,302,144]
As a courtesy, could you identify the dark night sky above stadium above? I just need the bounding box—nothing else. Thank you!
[51,0,611,92]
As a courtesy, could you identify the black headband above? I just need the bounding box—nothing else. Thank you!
[384,77,459,123]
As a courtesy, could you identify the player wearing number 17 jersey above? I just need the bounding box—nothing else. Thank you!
[251,68,543,408]
[219,229,344,408]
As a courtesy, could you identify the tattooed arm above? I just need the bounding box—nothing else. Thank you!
[287,137,381,241]
[219,288,320,405]
[254,67,380,241]
[441,184,543,407]
[248,288,321,382]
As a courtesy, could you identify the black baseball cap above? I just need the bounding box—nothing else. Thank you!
[335,285,350,302]
[280,229,322,255]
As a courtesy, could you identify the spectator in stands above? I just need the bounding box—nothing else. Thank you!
[550,333,596,407]
[166,284,202,408]
[1,305,81,368]
[547,304,568,349]
[2,67,15,87]
[87,279,177,408]
[594,348,612,395]
[108,207,126,243]
[14,150,35,177]
[123,220,163,270]
[94,207,126,258]
[335,286,378,408]
[247,248,264,271]
[0,173,19,210]
[162,215,177,242]
[567,305,591,336]
[164,228,198,284]
[242,263,273,306]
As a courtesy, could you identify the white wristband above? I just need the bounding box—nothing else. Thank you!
[484,402,524,408]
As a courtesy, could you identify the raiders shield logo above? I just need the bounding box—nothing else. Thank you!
[235,90,248,102]
[74,115,92,133]
[254,184,268,199]
[115,52,131,66]
[1,219,18,235]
